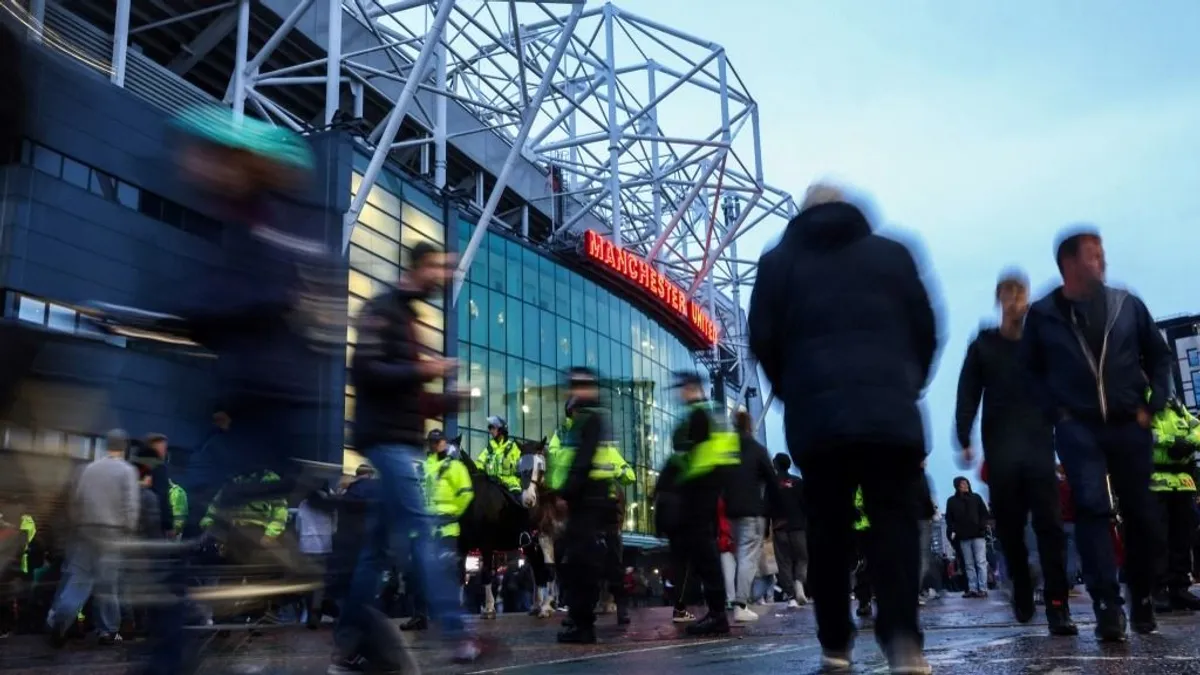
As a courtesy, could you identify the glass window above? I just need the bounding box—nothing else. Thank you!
[557,315,572,370]
[456,287,470,344]
[520,247,538,301]
[352,225,401,264]
[540,366,560,437]
[596,290,610,340]
[598,337,612,382]
[539,254,556,310]
[66,434,92,460]
[403,204,445,245]
[16,296,46,324]
[366,183,403,220]
[540,308,556,366]
[90,170,117,200]
[415,324,444,353]
[506,240,523,297]
[468,346,488,430]
[32,145,62,176]
[487,249,506,294]
[1190,349,1200,369]
[46,303,76,332]
[506,296,523,359]
[489,290,506,352]
[620,302,632,345]
[487,349,506,424]
[554,266,571,318]
[117,181,139,209]
[468,283,488,345]
[584,281,598,328]
[570,273,585,325]
[620,345,632,380]
[413,299,445,332]
[349,245,399,284]
[359,203,401,241]
[402,225,443,255]
[62,157,89,189]
[522,302,539,360]
[522,360,541,442]
[585,329,598,369]
[571,322,586,370]
[507,355,524,439]
[466,224,488,286]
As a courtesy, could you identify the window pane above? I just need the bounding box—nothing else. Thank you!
[467,227,488,286]
[596,290,610,340]
[540,366,559,438]
[349,245,399,284]
[557,315,572,370]
[415,324,444,353]
[523,360,541,442]
[90,170,117,200]
[584,280,598,328]
[403,204,445,245]
[413,299,445,332]
[468,346,488,430]
[570,273,585,325]
[506,240,523,297]
[66,434,92,460]
[522,302,539,361]
[599,337,612,382]
[468,283,488,345]
[520,246,538,301]
[487,249,506,294]
[352,224,401,264]
[538,254,555,310]
[116,181,139,209]
[17,296,46,324]
[32,145,62,176]
[586,329,598,369]
[554,266,570,317]
[487,349,506,426]
[489,290,506,352]
[62,158,89,189]
[506,296,523,359]
[506,355,523,439]
[571,322,585,370]
[457,287,471,344]
[359,203,401,241]
[540,308,556,366]
[46,304,76,332]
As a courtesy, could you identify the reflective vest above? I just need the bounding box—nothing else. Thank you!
[854,487,870,531]
[422,453,474,538]
[678,401,740,482]
[200,471,290,538]
[546,408,627,490]
[1151,403,1200,493]
[168,480,189,534]
[19,514,35,574]
[479,436,522,492]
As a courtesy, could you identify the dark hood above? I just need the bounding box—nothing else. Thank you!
[786,202,873,251]
[953,475,973,493]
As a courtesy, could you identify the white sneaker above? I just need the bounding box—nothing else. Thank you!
[786,598,800,609]
[821,649,852,671]
[732,605,759,623]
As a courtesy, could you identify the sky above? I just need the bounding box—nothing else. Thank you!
[621,0,1200,503]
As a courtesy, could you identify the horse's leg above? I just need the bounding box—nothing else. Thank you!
[481,550,497,619]
[529,542,553,619]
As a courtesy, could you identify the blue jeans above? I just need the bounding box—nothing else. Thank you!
[960,537,988,593]
[334,444,463,655]
[51,531,121,635]
[1055,419,1161,602]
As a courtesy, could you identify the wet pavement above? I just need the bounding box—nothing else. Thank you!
[5,594,1200,673]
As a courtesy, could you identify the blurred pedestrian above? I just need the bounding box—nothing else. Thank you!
[748,183,939,674]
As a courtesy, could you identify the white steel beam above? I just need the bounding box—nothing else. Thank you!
[343,0,457,253]
[230,0,251,123]
[325,0,343,125]
[452,2,585,305]
[167,8,239,76]
[111,0,130,87]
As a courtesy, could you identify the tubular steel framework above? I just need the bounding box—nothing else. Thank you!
[13,0,798,391]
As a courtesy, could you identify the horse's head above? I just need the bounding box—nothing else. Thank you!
[450,435,479,474]
[518,437,549,508]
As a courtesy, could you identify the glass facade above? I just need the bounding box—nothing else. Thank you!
[455,221,700,536]
[343,167,449,473]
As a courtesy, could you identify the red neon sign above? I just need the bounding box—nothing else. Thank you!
[583,230,718,345]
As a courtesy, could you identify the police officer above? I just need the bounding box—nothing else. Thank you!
[480,416,522,495]
[406,429,476,630]
[1149,397,1200,612]
[554,367,620,644]
[667,370,739,636]
[598,430,636,625]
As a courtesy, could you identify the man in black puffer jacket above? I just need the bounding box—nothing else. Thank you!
[748,184,940,673]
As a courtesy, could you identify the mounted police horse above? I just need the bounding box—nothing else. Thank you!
[449,436,561,619]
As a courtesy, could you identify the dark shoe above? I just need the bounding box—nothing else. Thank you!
[885,637,931,675]
[616,611,631,626]
[1093,600,1127,642]
[557,625,597,644]
[685,612,730,636]
[820,648,852,672]
[398,615,427,631]
[561,616,575,628]
[1012,589,1035,624]
[855,601,872,618]
[1045,600,1078,636]
[1169,588,1200,611]
[1130,596,1158,635]
[97,632,124,646]
[326,655,366,675]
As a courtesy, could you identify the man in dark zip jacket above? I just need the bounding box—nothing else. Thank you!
[1021,228,1171,642]
[955,270,1076,635]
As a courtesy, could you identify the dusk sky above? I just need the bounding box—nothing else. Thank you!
[623,0,1200,502]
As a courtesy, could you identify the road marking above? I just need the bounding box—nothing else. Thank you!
[462,639,732,673]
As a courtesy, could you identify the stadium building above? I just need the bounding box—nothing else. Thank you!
[0,0,795,543]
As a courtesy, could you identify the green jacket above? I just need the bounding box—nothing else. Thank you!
[854,487,870,531]
[1151,402,1200,493]
[200,471,290,537]
[422,453,474,538]
[672,401,739,482]
[479,436,522,492]
[546,408,631,491]
[168,480,189,534]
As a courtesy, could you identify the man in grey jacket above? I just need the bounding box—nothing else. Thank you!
[47,430,139,646]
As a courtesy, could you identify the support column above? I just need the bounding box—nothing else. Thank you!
[112,0,131,86]
[434,39,449,189]
[324,0,343,126]
[603,4,622,246]
[231,0,251,123]
[452,4,585,306]
[29,0,45,43]
[342,0,456,252]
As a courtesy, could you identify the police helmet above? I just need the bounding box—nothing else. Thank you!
[427,429,445,445]
[486,415,507,430]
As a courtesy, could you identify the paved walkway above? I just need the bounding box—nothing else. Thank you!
[4,594,1200,673]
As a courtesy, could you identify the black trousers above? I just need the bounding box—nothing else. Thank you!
[853,530,872,605]
[798,444,924,652]
[561,514,604,629]
[1154,491,1197,591]
[668,525,726,616]
[602,528,626,607]
[988,462,1069,604]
